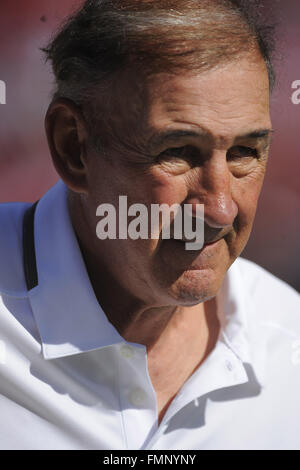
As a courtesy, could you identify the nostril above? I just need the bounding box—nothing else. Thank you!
[184,188,238,229]
[204,204,237,228]
[203,195,238,229]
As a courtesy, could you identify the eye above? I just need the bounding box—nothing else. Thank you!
[157,145,199,162]
[227,145,258,160]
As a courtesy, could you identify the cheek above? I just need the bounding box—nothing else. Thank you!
[234,174,265,231]
[147,171,188,206]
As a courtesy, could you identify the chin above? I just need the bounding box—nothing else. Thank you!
[165,266,225,305]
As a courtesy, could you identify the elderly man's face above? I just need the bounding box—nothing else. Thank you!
[84,53,272,306]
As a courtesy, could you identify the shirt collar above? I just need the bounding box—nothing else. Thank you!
[28,180,124,360]
[216,260,265,387]
[217,263,252,364]
[28,180,263,386]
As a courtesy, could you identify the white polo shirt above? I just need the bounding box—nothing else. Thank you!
[0,180,300,450]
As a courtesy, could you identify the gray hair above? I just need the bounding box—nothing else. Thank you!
[43,0,276,103]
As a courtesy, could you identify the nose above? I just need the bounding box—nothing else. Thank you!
[186,151,238,229]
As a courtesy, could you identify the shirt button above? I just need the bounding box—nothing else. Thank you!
[129,388,146,407]
[120,344,135,359]
[225,359,234,371]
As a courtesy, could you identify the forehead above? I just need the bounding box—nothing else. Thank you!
[144,54,271,146]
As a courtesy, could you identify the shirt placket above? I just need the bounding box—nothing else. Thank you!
[143,339,250,449]
[116,342,158,449]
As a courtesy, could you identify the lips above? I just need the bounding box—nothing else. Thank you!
[168,225,203,244]
[202,234,225,246]
[169,233,224,246]
[168,218,230,246]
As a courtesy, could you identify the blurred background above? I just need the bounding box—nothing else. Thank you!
[0,0,299,291]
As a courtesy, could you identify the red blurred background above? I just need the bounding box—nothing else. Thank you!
[0,0,299,291]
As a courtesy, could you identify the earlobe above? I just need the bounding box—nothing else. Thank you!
[45,98,89,194]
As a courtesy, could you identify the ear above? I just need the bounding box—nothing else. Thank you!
[45,98,89,194]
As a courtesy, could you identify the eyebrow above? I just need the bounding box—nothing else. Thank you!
[149,128,274,149]
[149,129,209,148]
[239,129,274,139]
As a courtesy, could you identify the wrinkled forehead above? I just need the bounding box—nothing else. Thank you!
[88,52,271,152]
[143,53,271,144]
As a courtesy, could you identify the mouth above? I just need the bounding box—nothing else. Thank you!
[203,236,224,246]
[169,234,224,248]
[159,231,228,274]
[167,220,230,249]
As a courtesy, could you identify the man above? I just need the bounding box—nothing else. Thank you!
[0,0,299,450]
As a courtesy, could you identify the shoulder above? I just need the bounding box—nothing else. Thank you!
[231,258,300,393]
[235,256,300,306]
[0,202,43,354]
[234,256,300,335]
[0,201,30,296]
